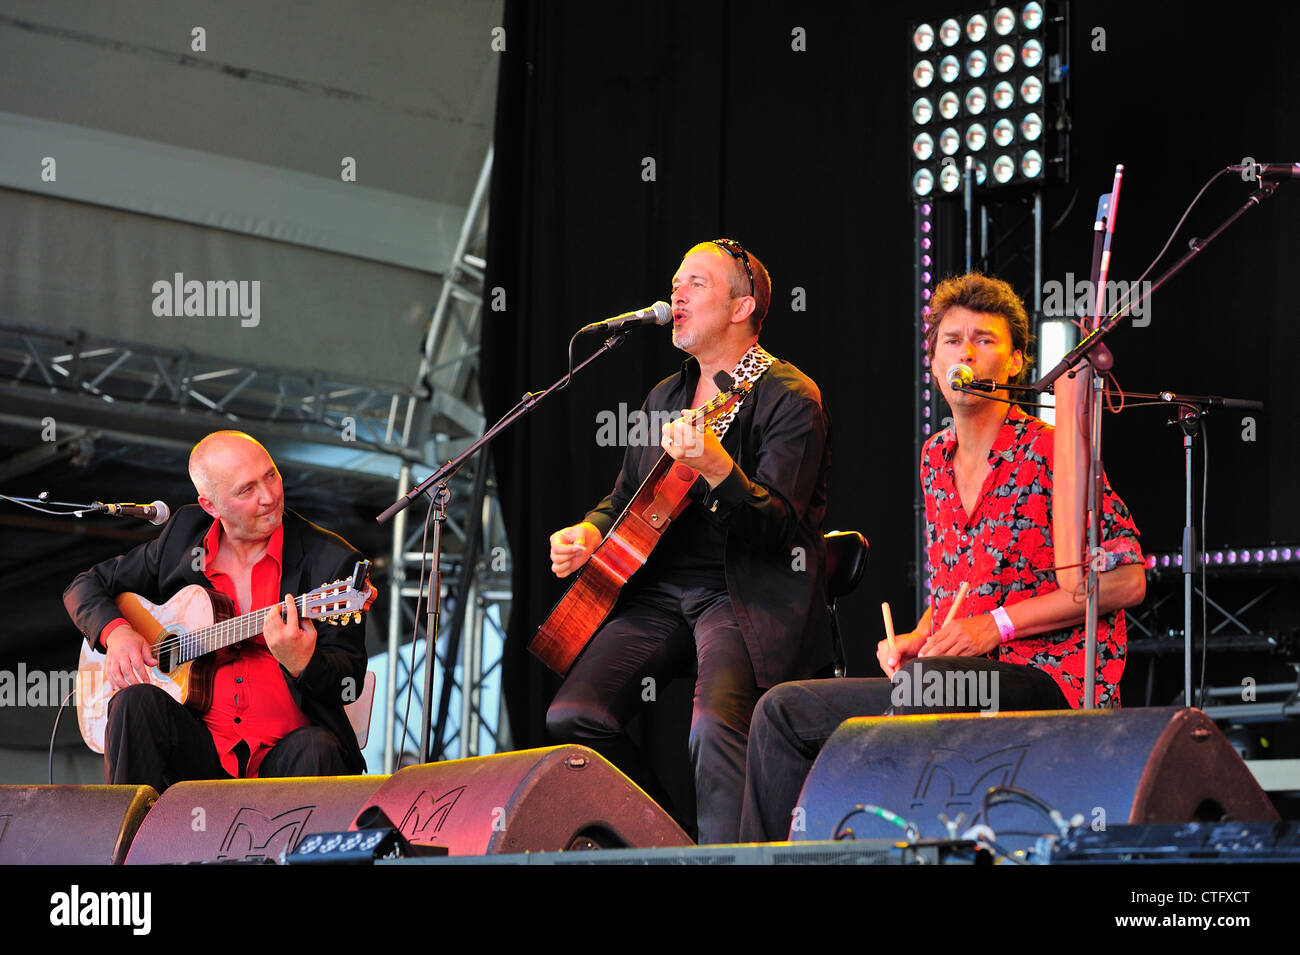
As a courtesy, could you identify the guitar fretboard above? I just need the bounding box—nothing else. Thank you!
[175,595,310,664]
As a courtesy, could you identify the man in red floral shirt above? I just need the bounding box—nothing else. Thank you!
[738,272,1147,843]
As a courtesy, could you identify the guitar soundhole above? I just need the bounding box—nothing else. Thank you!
[154,638,176,674]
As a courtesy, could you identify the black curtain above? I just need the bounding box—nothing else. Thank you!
[485,0,1300,747]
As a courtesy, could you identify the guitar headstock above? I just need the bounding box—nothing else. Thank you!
[304,560,377,626]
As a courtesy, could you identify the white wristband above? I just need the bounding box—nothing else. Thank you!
[991,606,1015,643]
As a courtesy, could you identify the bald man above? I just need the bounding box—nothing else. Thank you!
[64,431,369,791]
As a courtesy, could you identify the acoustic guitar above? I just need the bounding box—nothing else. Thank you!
[76,560,374,754]
[529,380,751,675]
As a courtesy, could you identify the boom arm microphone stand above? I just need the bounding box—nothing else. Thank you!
[1034,174,1282,709]
[375,330,634,762]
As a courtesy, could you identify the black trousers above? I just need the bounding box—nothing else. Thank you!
[545,580,761,845]
[104,683,352,792]
[738,657,1070,843]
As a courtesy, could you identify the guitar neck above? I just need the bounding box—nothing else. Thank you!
[178,595,308,664]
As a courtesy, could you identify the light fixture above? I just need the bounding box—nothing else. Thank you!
[940,163,962,192]
[910,2,1067,195]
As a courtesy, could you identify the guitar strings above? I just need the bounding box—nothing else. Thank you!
[147,589,354,663]
[148,595,309,662]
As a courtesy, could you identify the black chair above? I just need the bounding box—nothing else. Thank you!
[824,530,869,677]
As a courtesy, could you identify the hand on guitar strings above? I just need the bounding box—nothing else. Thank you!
[264,593,318,678]
[549,521,602,578]
[103,625,160,690]
[661,411,734,488]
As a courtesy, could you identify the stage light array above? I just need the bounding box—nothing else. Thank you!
[910,3,1067,197]
[1144,545,1300,579]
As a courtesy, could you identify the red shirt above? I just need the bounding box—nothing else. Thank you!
[921,406,1142,708]
[198,519,310,777]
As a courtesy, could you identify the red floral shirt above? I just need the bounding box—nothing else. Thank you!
[921,405,1142,708]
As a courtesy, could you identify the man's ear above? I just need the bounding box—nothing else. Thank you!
[197,493,220,520]
[731,295,756,327]
[1010,349,1024,379]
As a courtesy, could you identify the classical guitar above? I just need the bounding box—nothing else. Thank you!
[76,560,375,754]
[529,381,752,675]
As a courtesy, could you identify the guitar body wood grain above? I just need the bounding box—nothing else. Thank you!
[531,453,707,675]
[76,585,235,754]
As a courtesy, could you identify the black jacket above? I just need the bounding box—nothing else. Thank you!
[584,355,833,687]
[63,505,368,773]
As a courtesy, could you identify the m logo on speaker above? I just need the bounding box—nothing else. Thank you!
[219,806,315,860]
[399,786,466,839]
[910,745,1029,816]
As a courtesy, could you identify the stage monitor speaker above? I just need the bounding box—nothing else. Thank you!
[793,707,1279,854]
[124,775,389,864]
[0,784,157,865]
[355,745,693,855]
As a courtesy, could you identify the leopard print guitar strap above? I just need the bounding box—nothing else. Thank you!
[707,343,775,441]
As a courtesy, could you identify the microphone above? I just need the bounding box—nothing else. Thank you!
[94,500,171,525]
[1227,162,1300,180]
[947,363,975,389]
[946,363,996,393]
[580,301,672,333]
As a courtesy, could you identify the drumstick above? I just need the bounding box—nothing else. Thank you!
[941,581,970,628]
[881,601,897,651]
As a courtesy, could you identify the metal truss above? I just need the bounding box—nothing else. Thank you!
[1128,563,1300,719]
[0,321,485,478]
[382,145,513,770]
[1129,559,1299,654]
[383,486,512,767]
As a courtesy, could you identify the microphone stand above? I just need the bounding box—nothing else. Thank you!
[0,494,140,518]
[1034,177,1282,710]
[375,330,633,763]
[1115,390,1261,708]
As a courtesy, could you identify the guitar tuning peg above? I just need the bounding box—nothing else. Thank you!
[353,612,361,624]
[327,616,339,626]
